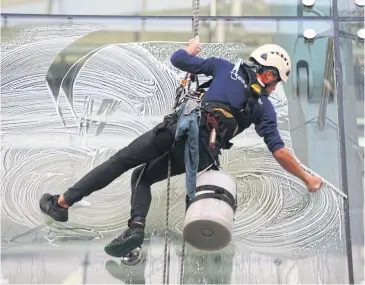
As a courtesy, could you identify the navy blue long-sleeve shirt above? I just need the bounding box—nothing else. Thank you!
[170,49,284,153]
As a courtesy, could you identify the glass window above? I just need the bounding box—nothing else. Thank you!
[2,0,335,17]
[338,0,365,16]
[1,0,363,17]
[1,15,350,284]
[201,0,333,17]
[1,0,363,281]
[339,21,365,284]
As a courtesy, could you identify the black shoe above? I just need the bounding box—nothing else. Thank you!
[39,193,68,222]
[104,227,144,258]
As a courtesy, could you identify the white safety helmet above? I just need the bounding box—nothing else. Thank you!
[249,44,291,83]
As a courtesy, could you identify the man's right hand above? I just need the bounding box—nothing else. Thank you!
[185,36,201,56]
[273,148,325,193]
[305,175,324,192]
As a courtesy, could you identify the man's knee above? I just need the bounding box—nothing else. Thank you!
[131,165,145,189]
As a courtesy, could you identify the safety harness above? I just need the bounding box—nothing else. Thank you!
[188,60,269,144]
[171,60,268,209]
[199,59,269,133]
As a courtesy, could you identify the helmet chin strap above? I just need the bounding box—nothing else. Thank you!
[256,76,265,87]
[256,73,276,88]
[256,70,280,88]
[230,58,278,88]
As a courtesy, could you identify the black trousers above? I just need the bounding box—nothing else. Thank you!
[63,118,218,226]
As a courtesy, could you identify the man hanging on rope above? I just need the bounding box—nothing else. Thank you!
[39,37,324,258]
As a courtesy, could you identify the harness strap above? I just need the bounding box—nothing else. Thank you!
[185,184,237,212]
[198,60,269,117]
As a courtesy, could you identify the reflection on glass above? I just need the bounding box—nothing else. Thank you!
[340,21,364,284]
[0,15,358,284]
[1,0,334,16]
[1,0,364,17]
[338,0,365,16]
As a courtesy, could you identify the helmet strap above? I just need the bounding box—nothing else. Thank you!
[256,69,281,87]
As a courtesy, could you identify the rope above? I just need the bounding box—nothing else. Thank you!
[178,2,201,284]
[179,234,186,284]
[163,152,172,284]
[165,2,200,283]
[192,0,200,37]
[180,0,200,284]
[179,195,190,284]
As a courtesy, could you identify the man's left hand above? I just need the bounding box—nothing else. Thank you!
[185,36,201,56]
[305,175,324,192]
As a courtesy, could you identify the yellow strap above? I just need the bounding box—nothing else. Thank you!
[212,108,234,118]
[211,107,239,138]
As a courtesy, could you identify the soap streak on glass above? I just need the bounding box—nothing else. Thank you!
[0,25,347,284]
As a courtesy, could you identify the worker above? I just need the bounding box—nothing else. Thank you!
[39,37,324,258]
